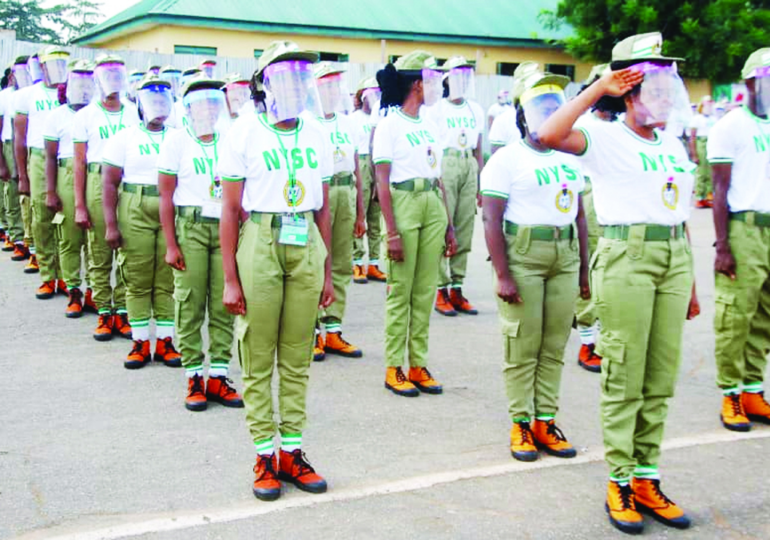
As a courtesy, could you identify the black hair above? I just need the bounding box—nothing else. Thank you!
[376,63,420,109]
[515,104,527,139]
[353,88,363,111]
[249,70,266,107]
[592,80,642,119]
[442,77,449,99]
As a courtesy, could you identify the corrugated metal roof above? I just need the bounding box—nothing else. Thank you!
[74,0,571,45]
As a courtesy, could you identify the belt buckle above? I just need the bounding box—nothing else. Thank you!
[670,225,677,239]
[553,226,561,240]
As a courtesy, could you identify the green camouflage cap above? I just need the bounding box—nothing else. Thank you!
[181,73,225,97]
[256,41,319,78]
[511,62,541,105]
[584,63,609,85]
[610,32,682,70]
[742,48,770,79]
[68,59,95,73]
[518,71,571,105]
[13,55,29,66]
[160,65,181,74]
[223,72,249,85]
[39,45,70,62]
[394,50,438,72]
[356,76,378,92]
[95,54,125,67]
[442,55,474,71]
[137,73,171,91]
[314,61,346,79]
[182,67,201,77]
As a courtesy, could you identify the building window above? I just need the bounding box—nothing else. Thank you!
[497,62,520,76]
[254,49,263,59]
[174,45,218,56]
[319,52,350,62]
[546,64,576,81]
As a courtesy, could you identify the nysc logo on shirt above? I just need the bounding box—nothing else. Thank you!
[35,99,59,112]
[139,142,161,156]
[446,116,476,130]
[555,183,575,213]
[330,131,352,147]
[263,148,319,171]
[99,124,127,140]
[534,164,580,186]
[405,130,435,148]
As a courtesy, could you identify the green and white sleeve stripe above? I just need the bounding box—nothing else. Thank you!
[372,158,392,165]
[708,157,733,164]
[222,175,245,182]
[480,189,508,200]
[158,168,178,176]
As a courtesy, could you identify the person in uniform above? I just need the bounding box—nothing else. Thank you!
[351,76,386,284]
[708,48,770,432]
[73,54,139,341]
[218,41,333,502]
[430,56,484,316]
[689,95,716,208]
[312,61,366,361]
[482,70,589,462]
[199,60,216,79]
[0,57,30,258]
[487,89,510,132]
[158,74,243,411]
[127,69,145,104]
[101,74,182,370]
[488,62,540,155]
[372,50,457,397]
[15,46,70,297]
[43,59,97,318]
[539,32,700,534]
[222,73,251,120]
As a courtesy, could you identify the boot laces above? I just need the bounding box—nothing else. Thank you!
[334,333,354,348]
[648,480,673,506]
[188,374,205,396]
[545,421,568,443]
[213,376,238,396]
[617,482,636,510]
[728,393,744,417]
[129,340,145,356]
[515,422,534,446]
[97,313,111,327]
[418,367,434,381]
[289,450,317,477]
[441,289,452,302]
[254,454,277,481]
[68,288,83,305]
[394,367,408,384]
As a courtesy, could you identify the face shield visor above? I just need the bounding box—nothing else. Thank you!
[183,88,228,137]
[362,87,381,114]
[12,65,31,89]
[42,56,69,85]
[160,71,182,99]
[225,81,250,117]
[447,67,475,100]
[28,57,43,83]
[630,62,690,127]
[421,68,443,107]
[95,63,127,98]
[201,63,216,78]
[520,86,566,139]
[263,60,322,125]
[317,73,346,114]
[66,72,95,107]
[751,67,770,117]
[128,73,143,100]
[138,85,173,127]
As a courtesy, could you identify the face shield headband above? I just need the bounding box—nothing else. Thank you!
[138,85,173,126]
[263,60,322,124]
[520,85,566,139]
[630,62,691,127]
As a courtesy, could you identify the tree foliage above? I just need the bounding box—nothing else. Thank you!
[541,0,770,83]
[0,0,103,44]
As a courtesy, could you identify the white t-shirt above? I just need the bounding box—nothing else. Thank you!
[489,107,521,148]
[217,113,332,213]
[0,87,15,142]
[318,113,357,175]
[158,127,223,207]
[351,109,374,156]
[427,98,484,151]
[689,113,716,138]
[578,120,694,226]
[16,82,61,149]
[708,106,770,213]
[42,105,78,159]
[481,139,585,226]
[372,108,442,184]
[487,102,510,124]
[72,102,139,164]
[102,124,168,185]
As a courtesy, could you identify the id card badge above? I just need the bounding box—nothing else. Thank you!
[201,200,222,219]
[278,214,309,246]
[52,212,65,225]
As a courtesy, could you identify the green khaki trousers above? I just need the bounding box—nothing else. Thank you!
[575,179,601,327]
[236,214,326,442]
[20,193,33,247]
[174,210,233,368]
[352,155,382,263]
[57,160,89,288]
[29,150,60,281]
[695,138,712,200]
[3,139,23,243]
[496,227,579,420]
[592,229,693,479]
[86,167,125,312]
[385,183,448,368]
[438,152,477,288]
[116,187,173,323]
[714,217,770,389]
[320,180,354,325]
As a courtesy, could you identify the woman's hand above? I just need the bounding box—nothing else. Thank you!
[45,191,62,213]
[354,216,366,239]
[165,244,186,271]
[497,275,522,304]
[75,205,92,230]
[600,68,645,97]
[319,273,335,308]
[579,265,591,300]
[687,286,701,320]
[105,225,122,250]
[387,233,404,262]
[445,227,458,257]
[223,280,246,315]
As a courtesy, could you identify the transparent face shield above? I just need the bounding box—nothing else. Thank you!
[631,62,691,127]
[12,65,31,88]
[95,63,127,98]
[752,68,770,117]
[201,64,215,78]
[43,57,68,86]
[160,72,182,99]
[421,68,443,107]
[263,60,322,125]
[138,85,173,127]
[448,67,475,100]
[225,82,250,117]
[520,86,566,139]
[128,73,143,100]
[183,88,228,137]
[66,72,95,107]
[362,87,381,114]
[317,73,345,114]
[28,57,43,83]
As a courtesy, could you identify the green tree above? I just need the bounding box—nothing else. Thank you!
[0,0,66,43]
[60,0,103,43]
[541,0,770,83]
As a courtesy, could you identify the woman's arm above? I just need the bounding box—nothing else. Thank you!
[220,179,246,315]
[158,172,185,270]
[102,164,123,249]
[73,142,91,229]
[575,195,590,300]
[374,162,403,262]
[482,195,520,304]
[44,140,62,212]
[314,182,335,309]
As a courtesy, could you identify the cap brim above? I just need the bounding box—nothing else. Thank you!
[139,80,172,90]
[532,74,571,90]
[183,79,226,95]
[611,56,683,70]
[271,51,320,65]
[442,62,474,71]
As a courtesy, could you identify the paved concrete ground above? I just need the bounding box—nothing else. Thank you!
[2,208,770,540]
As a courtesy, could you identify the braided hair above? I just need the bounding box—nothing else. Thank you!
[376,63,420,110]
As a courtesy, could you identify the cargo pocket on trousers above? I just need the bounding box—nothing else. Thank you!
[714,291,735,340]
[173,286,191,327]
[115,250,128,287]
[501,320,521,365]
[234,316,251,375]
[598,338,627,397]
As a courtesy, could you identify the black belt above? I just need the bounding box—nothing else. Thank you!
[391,178,439,192]
[176,206,219,223]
